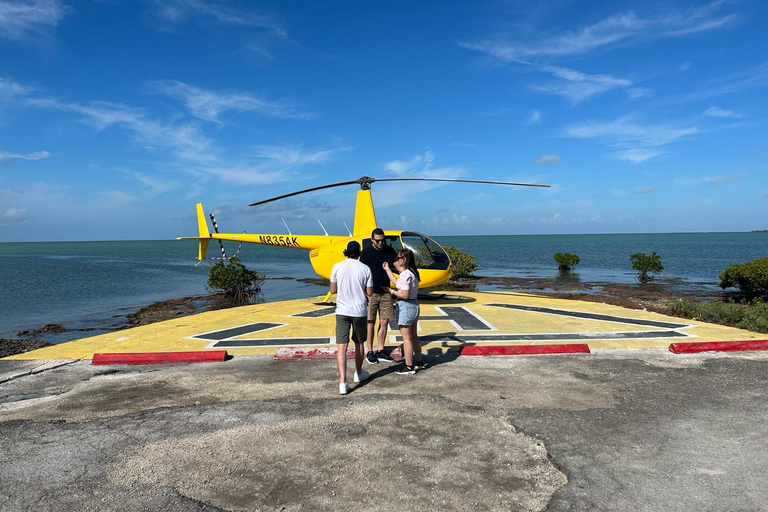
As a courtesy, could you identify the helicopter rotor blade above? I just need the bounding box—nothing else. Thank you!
[248,180,360,206]
[248,175,549,207]
[373,177,550,188]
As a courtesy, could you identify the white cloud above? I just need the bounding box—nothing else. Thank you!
[0,150,50,160]
[151,80,311,123]
[680,61,691,71]
[525,110,542,125]
[99,189,140,205]
[246,43,274,59]
[684,61,768,100]
[634,186,654,194]
[132,172,178,195]
[564,115,698,146]
[533,155,560,165]
[203,144,352,186]
[459,3,737,62]
[678,171,748,186]
[384,150,463,180]
[703,105,743,118]
[627,87,654,99]
[378,151,467,207]
[0,76,32,100]
[149,0,286,37]
[386,154,425,176]
[444,214,469,226]
[613,148,663,163]
[250,144,352,167]
[199,166,287,186]
[0,207,29,221]
[27,97,216,162]
[0,0,66,40]
[709,171,746,184]
[531,65,632,103]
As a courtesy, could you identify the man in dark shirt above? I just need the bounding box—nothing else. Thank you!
[359,227,397,363]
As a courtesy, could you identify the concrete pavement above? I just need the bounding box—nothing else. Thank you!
[2,349,768,511]
[2,291,768,511]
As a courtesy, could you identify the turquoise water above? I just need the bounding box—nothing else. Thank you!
[435,232,768,283]
[1,233,767,340]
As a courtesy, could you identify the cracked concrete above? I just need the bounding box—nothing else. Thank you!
[1,349,768,511]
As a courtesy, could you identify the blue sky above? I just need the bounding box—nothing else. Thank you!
[1,0,766,242]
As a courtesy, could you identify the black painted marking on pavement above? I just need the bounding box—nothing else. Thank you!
[487,303,690,329]
[291,306,337,318]
[392,330,691,343]
[419,306,494,331]
[209,337,331,347]
[191,322,284,341]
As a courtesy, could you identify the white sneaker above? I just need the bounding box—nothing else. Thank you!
[339,382,350,395]
[354,369,370,383]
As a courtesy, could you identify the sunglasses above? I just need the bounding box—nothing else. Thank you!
[372,238,385,243]
[396,256,406,260]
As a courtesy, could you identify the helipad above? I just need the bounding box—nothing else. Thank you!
[5,290,764,360]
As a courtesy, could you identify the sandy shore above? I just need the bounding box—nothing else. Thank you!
[1,275,728,358]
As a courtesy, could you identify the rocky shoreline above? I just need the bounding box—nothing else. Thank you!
[1,275,727,358]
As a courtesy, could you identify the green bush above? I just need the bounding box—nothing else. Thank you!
[666,298,768,334]
[207,257,265,303]
[443,246,479,279]
[554,252,580,271]
[630,251,663,283]
[719,257,768,300]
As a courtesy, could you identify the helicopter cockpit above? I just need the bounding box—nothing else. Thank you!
[362,231,450,271]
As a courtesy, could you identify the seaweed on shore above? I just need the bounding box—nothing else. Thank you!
[0,338,51,358]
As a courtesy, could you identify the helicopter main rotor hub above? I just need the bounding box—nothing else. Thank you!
[356,176,375,190]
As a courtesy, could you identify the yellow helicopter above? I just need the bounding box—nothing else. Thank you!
[180,176,549,292]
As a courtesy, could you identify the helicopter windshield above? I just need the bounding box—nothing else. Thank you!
[399,232,450,270]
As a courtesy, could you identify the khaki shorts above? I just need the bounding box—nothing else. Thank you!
[367,292,394,321]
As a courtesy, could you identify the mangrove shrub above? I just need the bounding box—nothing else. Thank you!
[666,298,768,334]
[719,257,768,300]
[554,252,580,271]
[443,246,479,279]
[630,251,663,283]
[207,257,265,303]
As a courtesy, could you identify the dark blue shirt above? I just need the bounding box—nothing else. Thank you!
[359,243,396,294]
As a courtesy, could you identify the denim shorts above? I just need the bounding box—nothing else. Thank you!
[395,299,420,326]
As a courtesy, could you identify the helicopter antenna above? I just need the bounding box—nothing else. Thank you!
[318,219,329,236]
[249,176,549,206]
[203,212,243,262]
[343,221,352,236]
[281,217,292,235]
[209,213,227,259]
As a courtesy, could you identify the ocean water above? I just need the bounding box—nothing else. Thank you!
[1,233,767,341]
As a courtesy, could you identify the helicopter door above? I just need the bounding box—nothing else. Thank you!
[399,232,450,270]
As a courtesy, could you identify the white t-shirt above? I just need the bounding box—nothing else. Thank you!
[330,258,373,317]
[396,269,419,300]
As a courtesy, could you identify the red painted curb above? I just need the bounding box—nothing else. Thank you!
[669,340,768,354]
[91,350,228,365]
[460,344,591,356]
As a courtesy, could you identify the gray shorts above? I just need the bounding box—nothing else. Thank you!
[336,315,367,345]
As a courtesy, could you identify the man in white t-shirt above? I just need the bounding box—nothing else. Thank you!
[330,241,373,395]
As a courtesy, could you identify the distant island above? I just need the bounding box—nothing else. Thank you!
[752,230,768,233]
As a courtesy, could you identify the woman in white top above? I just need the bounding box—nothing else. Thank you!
[383,248,424,375]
